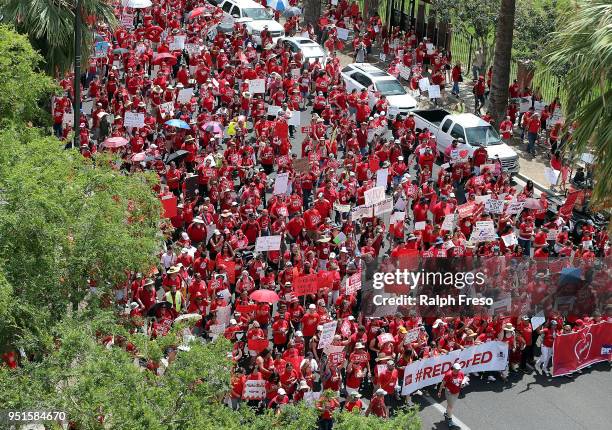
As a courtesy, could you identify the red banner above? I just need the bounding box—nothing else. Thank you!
[293,274,319,296]
[235,304,257,314]
[317,271,336,289]
[552,321,612,376]
[161,195,177,218]
[457,202,476,219]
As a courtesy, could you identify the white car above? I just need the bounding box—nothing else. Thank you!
[279,37,327,66]
[218,0,284,47]
[340,63,417,118]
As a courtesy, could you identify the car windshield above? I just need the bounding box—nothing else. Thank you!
[375,80,406,96]
[466,126,502,146]
[242,8,273,20]
[301,45,325,57]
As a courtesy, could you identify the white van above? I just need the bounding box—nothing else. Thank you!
[218,0,285,47]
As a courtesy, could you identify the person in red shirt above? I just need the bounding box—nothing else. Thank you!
[526,112,540,155]
[366,388,388,418]
[344,392,363,412]
[316,392,340,428]
[301,304,320,347]
[437,363,466,426]
[535,320,558,375]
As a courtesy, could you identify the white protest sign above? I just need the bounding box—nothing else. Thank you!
[267,105,282,117]
[519,96,532,113]
[475,194,491,204]
[404,328,420,344]
[243,380,266,400]
[501,233,518,247]
[288,110,301,127]
[159,101,174,117]
[273,172,290,195]
[124,112,145,128]
[441,214,456,231]
[254,235,282,251]
[376,168,389,189]
[390,211,406,225]
[544,167,560,185]
[344,272,362,295]
[177,88,194,104]
[82,99,94,115]
[470,220,496,242]
[351,205,373,220]
[492,296,512,315]
[185,43,202,56]
[414,221,426,231]
[373,197,393,216]
[217,305,232,325]
[364,186,386,206]
[336,27,350,41]
[531,311,546,330]
[205,224,216,244]
[402,342,509,395]
[169,35,186,51]
[428,85,441,98]
[485,199,505,215]
[317,321,338,349]
[505,200,525,215]
[418,77,430,92]
[394,196,406,211]
[580,153,595,164]
[62,113,74,128]
[249,79,266,94]
[400,65,411,80]
[121,13,134,29]
[333,202,351,213]
[546,229,558,241]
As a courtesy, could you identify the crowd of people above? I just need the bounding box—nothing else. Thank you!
[47,0,612,427]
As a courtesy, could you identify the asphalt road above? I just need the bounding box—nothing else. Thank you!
[412,362,612,430]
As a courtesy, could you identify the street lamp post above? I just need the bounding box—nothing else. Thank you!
[73,0,82,149]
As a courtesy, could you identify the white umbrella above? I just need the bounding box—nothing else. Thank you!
[122,0,153,9]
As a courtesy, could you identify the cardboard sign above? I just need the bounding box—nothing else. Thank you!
[505,200,525,215]
[124,112,145,128]
[82,99,94,115]
[333,232,347,244]
[399,66,411,80]
[161,195,177,218]
[344,272,362,295]
[470,220,496,242]
[336,27,350,41]
[249,79,266,94]
[351,205,373,220]
[377,333,395,345]
[62,113,74,127]
[317,321,338,349]
[290,68,301,78]
[376,168,389,188]
[364,186,386,206]
[475,194,491,204]
[441,214,456,231]
[293,273,319,296]
[243,380,266,400]
[457,202,476,219]
[485,199,505,215]
[177,88,194,104]
[379,53,387,62]
[374,197,393,216]
[254,235,282,251]
[273,172,289,195]
[428,85,441,98]
[546,229,558,241]
[418,77,430,92]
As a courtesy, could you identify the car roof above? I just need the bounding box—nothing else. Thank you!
[224,0,263,8]
[282,37,319,46]
[347,63,394,80]
[453,113,491,127]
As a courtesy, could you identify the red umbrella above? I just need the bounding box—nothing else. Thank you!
[152,53,177,66]
[103,137,128,148]
[188,6,212,20]
[250,289,280,304]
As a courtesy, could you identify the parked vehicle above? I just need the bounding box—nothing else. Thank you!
[340,63,417,119]
[412,109,520,174]
[217,0,284,47]
[279,37,328,66]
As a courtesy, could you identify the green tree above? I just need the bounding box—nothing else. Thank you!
[0,0,117,75]
[544,0,612,205]
[432,0,500,68]
[488,0,516,127]
[0,126,162,356]
[0,25,57,126]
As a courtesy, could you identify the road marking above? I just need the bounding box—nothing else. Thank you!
[420,393,472,430]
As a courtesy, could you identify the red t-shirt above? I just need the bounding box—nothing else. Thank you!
[442,370,465,394]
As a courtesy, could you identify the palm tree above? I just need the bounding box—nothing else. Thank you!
[544,0,612,205]
[0,0,116,76]
[488,0,516,127]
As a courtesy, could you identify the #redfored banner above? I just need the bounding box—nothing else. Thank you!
[552,321,612,377]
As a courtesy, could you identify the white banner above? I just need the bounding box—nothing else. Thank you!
[364,186,386,206]
[317,320,338,349]
[401,341,509,394]
[255,235,282,251]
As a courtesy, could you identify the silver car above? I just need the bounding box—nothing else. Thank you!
[279,37,328,66]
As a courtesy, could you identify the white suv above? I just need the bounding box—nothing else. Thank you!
[340,63,417,118]
[218,0,285,47]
